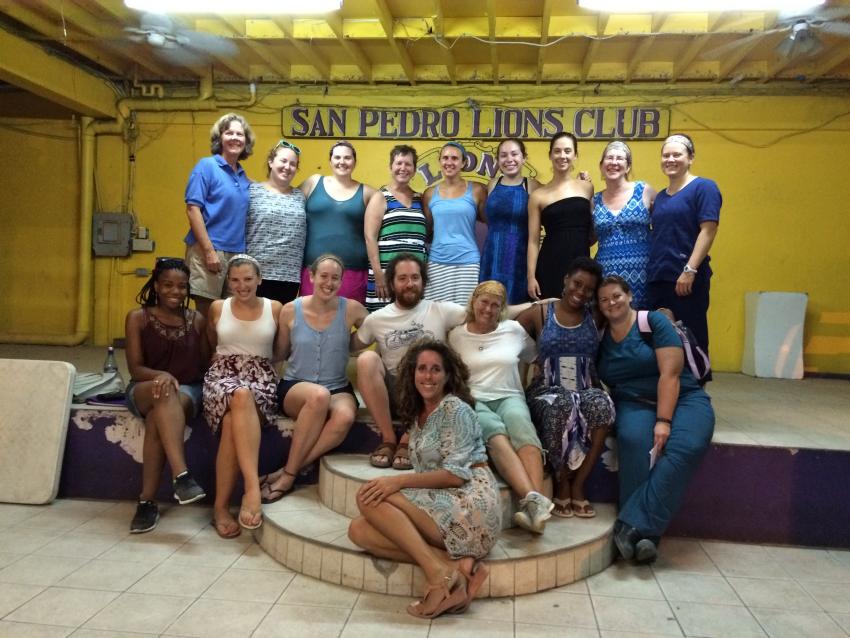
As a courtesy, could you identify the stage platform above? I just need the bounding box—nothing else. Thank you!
[1,345,848,549]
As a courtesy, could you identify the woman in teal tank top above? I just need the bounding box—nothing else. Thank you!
[298,141,377,303]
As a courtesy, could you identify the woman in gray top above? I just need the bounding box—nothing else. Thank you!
[246,140,306,304]
[261,254,368,503]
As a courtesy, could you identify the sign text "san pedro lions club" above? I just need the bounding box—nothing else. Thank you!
[282,106,669,140]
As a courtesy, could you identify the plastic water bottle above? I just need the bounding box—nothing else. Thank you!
[103,346,119,374]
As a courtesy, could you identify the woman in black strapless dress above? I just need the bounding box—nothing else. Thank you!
[527,132,595,300]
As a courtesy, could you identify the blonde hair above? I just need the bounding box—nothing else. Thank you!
[465,280,508,324]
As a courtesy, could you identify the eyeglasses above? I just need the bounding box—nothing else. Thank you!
[274,139,301,155]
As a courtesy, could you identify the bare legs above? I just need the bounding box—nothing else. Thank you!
[349,492,467,613]
[133,381,194,502]
[355,352,408,465]
[213,387,263,530]
[486,435,545,498]
[264,384,356,497]
[569,426,610,504]
[192,295,212,320]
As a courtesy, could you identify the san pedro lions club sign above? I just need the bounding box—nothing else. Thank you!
[281,105,670,141]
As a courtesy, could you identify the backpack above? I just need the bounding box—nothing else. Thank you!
[636,310,711,386]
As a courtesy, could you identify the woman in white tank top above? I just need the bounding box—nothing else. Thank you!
[203,255,283,537]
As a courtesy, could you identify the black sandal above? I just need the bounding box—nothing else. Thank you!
[261,469,296,504]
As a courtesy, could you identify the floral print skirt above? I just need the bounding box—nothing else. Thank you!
[203,354,278,434]
[403,467,501,560]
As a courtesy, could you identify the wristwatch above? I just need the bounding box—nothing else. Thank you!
[683,264,698,275]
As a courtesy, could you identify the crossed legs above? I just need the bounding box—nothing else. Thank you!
[213,387,263,531]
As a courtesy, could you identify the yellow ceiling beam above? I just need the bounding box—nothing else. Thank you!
[273,17,331,81]
[625,35,656,83]
[0,0,133,77]
[486,0,499,84]
[536,0,552,85]
[372,0,416,84]
[581,39,601,84]
[433,1,457,85]
[669,33,712,82]
[324,14,373,83]
[219,17,290,80]
[715,32,765,80]
[0,28,117,118]
[806,44,850,82]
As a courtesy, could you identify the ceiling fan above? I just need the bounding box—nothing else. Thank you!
[124,13,237,67]
[701,4,850,61]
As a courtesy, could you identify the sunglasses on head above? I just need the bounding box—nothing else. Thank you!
[275,139,301,155]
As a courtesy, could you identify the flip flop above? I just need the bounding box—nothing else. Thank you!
[571,499,596,518]
[258,469,284,489]
[552,497,574,518]
[210,517,241,539]
[261,484,294,504]
[238,507,263,530]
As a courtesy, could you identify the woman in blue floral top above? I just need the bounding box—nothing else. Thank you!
[348,339,499,619]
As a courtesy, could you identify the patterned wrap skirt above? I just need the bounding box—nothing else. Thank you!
[402,466,501,560]
[526,378,615,474]
[203,354,278,434]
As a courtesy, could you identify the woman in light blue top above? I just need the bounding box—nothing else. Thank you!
[422,142,487,304]
[261,254,368,503]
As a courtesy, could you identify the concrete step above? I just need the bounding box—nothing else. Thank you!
[255,453,616,598]
[317,453,554,531]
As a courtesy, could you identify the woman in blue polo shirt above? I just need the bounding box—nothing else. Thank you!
[647,133,721,361]
[184,113,255,318]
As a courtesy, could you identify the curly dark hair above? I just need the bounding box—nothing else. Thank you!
[136,257,191,310]
[395,339,475,429]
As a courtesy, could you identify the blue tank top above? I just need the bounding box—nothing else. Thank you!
[304,178,368,269]
[536,304,599,392]
[284,297,351,390]
[428,182,479,265]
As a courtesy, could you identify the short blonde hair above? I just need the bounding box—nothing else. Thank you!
[465,280,508,324]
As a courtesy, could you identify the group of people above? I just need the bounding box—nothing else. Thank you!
[122,114,721,619]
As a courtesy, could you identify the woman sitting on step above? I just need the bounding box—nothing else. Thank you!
[448,281,554,534]
[517,256,615,519]
[259,254,367,503]
[204,255,283,537]
[124,257,209,534]
[348,339,500,619]
[596,275,714,564]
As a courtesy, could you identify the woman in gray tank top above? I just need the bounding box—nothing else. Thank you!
[260,254,368,503]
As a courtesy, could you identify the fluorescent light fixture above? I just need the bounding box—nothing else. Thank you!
[125,0,341,13]
[577,0,824,11]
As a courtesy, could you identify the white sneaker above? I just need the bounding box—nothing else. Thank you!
[512,492,554,534]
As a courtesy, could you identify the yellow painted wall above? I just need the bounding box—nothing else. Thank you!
[2,88,849,373]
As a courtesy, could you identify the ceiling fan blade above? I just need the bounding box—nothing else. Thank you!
[817,21,850,37]
[778,5,850,22]
[151,45,207,67]
[177,29,238,57]
[700,32,767,59]
[138,12,176,33]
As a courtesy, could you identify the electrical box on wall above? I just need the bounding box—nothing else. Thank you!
[92,213,133,256]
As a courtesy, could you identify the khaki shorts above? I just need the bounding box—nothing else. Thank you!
[185,243,237,300]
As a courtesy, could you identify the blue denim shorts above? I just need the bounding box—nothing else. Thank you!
[125,381,203,419]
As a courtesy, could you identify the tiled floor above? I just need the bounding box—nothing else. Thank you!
[1,500,849,637]
[2,345,850,451]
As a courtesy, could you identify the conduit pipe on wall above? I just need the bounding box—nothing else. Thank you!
[0,71,257,347]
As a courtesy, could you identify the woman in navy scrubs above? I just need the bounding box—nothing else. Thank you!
[646,134,721,360]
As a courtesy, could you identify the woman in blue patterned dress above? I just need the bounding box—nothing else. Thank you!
[592,141,656,309]
[479,139,541,304]
[349,339,500,619]
[364,144,427,311]
[518,257,615,519]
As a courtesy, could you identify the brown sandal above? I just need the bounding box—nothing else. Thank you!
[369,441,396,468]
[392,442,412,471]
